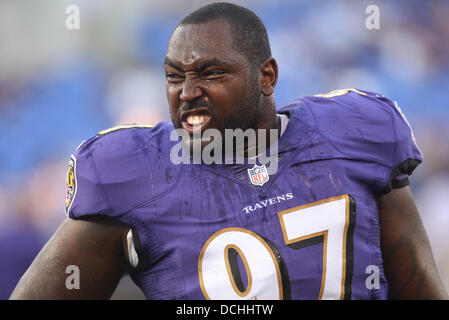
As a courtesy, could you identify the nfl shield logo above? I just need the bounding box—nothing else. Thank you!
[247,164,270,186]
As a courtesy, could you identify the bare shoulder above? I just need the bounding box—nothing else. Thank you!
[10,217,130,300]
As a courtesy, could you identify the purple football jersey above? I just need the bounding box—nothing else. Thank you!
[66,89,422,300]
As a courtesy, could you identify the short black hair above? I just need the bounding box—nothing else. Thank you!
[178,2,271,68]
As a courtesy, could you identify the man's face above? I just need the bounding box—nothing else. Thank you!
[164,19,261,136]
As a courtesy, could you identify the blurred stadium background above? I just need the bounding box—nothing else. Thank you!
[0,0,448,299]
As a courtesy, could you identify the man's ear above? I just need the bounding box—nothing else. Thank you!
[260,57,278,96]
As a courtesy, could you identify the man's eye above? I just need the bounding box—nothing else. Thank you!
[202,70,225,78]
[166,73,184,80]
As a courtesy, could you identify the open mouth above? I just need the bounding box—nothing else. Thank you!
[181,109,212,134]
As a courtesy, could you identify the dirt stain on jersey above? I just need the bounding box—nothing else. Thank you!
[328,172,343,193]
[296,167,318,201]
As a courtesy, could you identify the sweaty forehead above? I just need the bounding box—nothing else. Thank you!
[166,19,245,66]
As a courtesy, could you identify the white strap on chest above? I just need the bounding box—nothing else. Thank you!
[127,229,139,268]
[278,113,289,137]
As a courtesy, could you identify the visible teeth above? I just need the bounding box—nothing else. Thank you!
[186,115,205,126]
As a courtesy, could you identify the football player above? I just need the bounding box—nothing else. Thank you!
[11,2,448,299]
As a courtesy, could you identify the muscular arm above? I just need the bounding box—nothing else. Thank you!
[378,186,448,299]
[10,217,130,299]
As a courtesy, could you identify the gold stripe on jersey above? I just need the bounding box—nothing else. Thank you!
[314,88,368,98]
[98,124,154,136]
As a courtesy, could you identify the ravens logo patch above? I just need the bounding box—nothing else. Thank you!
[65,155,77,214]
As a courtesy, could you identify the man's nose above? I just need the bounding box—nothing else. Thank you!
[180,76,203,102]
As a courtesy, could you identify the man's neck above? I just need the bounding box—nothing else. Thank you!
[245,113,289,159]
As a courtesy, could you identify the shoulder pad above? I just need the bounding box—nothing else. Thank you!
[67,121,181,219]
